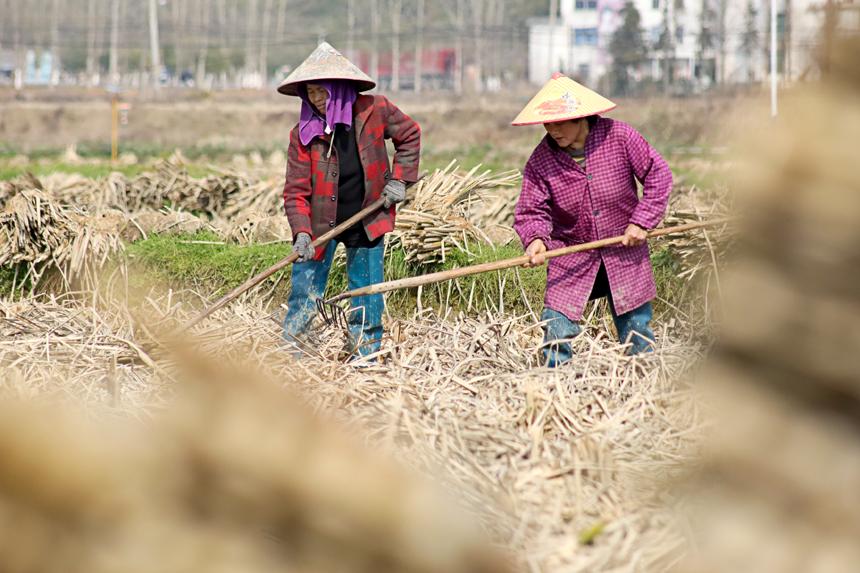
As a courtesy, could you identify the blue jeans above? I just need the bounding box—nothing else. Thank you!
[541,299,655,367]
[283,240,384,358]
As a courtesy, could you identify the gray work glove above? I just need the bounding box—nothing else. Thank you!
[382,179,407,208]
[293,232,315,262]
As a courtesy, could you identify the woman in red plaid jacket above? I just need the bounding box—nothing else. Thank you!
[277,42,421,360]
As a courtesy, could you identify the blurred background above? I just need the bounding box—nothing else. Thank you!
[1,0,856,159]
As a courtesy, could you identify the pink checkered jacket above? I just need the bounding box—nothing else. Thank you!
[514,117,673,320]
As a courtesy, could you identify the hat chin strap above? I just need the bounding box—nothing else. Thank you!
[326,130,336,159]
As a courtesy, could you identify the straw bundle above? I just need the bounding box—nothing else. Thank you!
[0,189,70,268]
[0,189,125,289]
[220,176,283,219]
[0,291,701,572]
[391,161,520,266]
[0,298,511,573]
[214,213,292,245]
[128,208,213,240]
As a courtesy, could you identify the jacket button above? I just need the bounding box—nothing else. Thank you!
[587,174,593,181]
[330,195,336,201]
[329,221,335,227]
[593,209,600,216]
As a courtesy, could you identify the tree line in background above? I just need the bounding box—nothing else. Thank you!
[0,0,548,92]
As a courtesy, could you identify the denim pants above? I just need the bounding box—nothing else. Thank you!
[283,240,384,358]
[541,298,655,367]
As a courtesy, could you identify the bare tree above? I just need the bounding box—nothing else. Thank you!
[216,0,228,46]
[275,0,288,44]
[347,0,356,59]
[245,0,259,78]
[470,0,485,92]
[87,0,98,78]
[390,0,402,91]
[455,0,465,93]
[11,0,23,87]
[715,0,728,83]
[109,0,120,83]
[196,0,212,85]
[50,0,62,85]
[148,0,161,89]
[492,0,506,82]
[696,0,716,85]
[414,0,425,93]
[260,0,275,86]
[548,0,557,76]
[371,0,379,80]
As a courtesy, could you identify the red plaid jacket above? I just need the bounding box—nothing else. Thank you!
[283,94,421,260]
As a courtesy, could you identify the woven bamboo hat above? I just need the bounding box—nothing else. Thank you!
[511,72,616,126]
[277,42,376,97]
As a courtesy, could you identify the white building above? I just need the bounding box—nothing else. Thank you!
[527,0,838,89]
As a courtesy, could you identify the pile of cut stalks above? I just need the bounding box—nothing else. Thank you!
[0,289,704,572]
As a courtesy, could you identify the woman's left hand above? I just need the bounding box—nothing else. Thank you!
[621,223,648,247]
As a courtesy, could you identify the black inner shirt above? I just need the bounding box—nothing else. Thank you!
[333,123,382,248]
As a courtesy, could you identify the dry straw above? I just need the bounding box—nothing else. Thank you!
[391,161,520,266]
[0,290,705,572]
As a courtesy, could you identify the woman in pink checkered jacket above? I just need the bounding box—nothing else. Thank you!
[512,73,672,367]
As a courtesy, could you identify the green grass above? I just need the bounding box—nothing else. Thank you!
[0,264,33,299]
[125,232,545,315]
[126,231,294,298]
[122,232,684,319]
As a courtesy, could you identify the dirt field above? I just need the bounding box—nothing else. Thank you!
[0,87,748,157]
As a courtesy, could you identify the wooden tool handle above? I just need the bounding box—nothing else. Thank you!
[327,217,731,303]
[180,196,388,331]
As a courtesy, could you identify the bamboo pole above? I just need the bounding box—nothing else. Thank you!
[327,218,732,303]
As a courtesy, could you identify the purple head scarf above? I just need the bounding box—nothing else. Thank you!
[298,80,358,146]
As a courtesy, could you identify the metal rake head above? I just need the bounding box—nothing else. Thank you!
[315,297,350,331]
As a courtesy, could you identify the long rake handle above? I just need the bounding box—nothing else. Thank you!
[327,217,732,303]
[180,196,387,331]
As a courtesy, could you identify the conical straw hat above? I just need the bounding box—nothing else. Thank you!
[277,42,376,96]
[512,73,616,126]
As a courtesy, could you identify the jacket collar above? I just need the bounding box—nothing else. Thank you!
[353,94,375,141]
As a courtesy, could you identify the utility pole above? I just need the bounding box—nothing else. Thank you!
[148,0,161,90]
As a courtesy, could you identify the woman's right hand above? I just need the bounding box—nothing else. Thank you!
[524,239,547,268]
[293,233,315,263]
